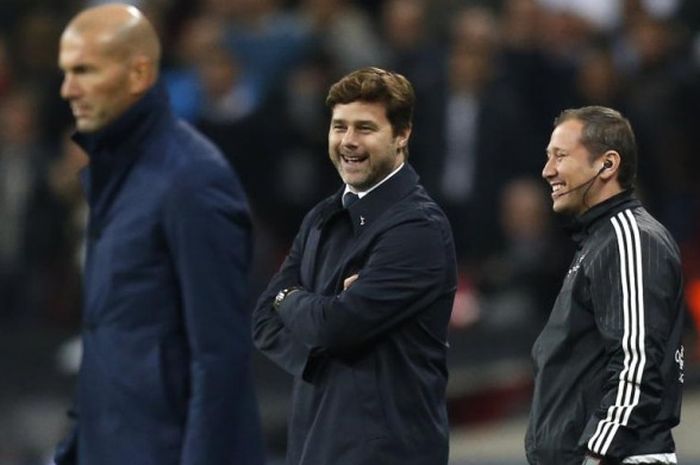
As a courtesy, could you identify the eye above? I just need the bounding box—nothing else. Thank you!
[71,64,95,75]
[545,151,565,164]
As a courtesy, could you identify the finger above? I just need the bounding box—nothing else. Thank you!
[343,273,359,290]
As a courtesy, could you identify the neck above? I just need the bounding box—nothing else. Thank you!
[581,182,625,215]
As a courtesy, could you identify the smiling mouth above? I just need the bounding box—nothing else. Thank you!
[71,105,90,117]
[341,154,368,165]
[549,182,566,197]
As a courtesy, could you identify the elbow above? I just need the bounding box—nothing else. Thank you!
[250,307,277,352]
[311,320,366,354]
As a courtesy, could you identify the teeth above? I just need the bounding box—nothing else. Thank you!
[342,155,365,163]
[552,184,563,192]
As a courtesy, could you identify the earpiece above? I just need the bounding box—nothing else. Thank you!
[603,160,613,169]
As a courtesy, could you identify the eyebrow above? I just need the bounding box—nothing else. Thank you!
[333,118,374,123]
[331,118,379,127]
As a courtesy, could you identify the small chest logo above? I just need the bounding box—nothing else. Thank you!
[675,346,685,383]
[567,253,587,277]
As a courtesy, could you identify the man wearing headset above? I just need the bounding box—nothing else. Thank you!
[525,106,685,465]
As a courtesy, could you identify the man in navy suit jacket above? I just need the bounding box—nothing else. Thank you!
[253,67,457,465]
[54,4,264,464]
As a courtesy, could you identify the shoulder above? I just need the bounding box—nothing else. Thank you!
[588,206,681,271]
[368,187,456,277]
[368,186,455,258]
[159,121,243,192]
[147,121,249,218]
[607,207,679,256]
[390,185,452,231]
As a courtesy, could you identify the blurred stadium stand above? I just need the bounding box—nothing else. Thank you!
[1,0,699,463]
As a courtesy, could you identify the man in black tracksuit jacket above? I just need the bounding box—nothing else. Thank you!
[526,106,685,465]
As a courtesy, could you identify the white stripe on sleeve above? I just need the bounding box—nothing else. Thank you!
[588,210,646,455]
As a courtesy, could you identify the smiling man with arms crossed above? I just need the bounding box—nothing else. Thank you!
[525,106,685,465]
[253,67,457,465]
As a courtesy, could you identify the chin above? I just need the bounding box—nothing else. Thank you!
[341,174,367,190]
[552,200,570,215]
[553,203,581,217]
[76,122,99,133]
[346,181,367,191]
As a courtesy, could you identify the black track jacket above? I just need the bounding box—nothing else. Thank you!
[526,191,685,465]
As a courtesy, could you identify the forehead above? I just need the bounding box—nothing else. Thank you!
[548,119,585,152]
[59,32,91,63]
[59,29,114,67]
[331,101,389,124]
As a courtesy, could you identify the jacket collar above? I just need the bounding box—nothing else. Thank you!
[72,80,172,165]
[320,163,419,235]
[74,81,173,205]
[567,189,641,246]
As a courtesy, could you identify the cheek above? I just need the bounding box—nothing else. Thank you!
[95,77,132,113]
[328,138,340,158]
[84,78,113,103]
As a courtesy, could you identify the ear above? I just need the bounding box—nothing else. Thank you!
[599,150,621,181]
[128,55,155,95]
[396,126,412,151]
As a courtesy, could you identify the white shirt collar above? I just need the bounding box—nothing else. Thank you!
[343,162,405,199]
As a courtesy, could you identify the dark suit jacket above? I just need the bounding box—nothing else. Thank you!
[253,164,457,465]
[55,82,264,465]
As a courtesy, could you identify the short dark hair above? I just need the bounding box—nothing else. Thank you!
[326,67,415,137]
[555,106,637,189]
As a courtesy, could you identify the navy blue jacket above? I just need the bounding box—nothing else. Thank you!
[253,164,457,465]
[55,83,264,465]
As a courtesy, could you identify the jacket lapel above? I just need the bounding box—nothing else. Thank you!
[300,194,343,289]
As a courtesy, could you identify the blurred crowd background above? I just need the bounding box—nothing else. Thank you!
[0,0,699,463]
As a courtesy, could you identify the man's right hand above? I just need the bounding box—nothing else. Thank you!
[343,274,359,290]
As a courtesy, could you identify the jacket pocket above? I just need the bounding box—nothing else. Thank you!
[350,354,390,441]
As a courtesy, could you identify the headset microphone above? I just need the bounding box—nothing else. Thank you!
[552,162,609,199]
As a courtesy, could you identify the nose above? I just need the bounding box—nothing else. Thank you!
[341,127,358,147]
[542,157,556,180]
[60,73,80,100]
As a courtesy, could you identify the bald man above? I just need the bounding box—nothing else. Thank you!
[54,4,265,465]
